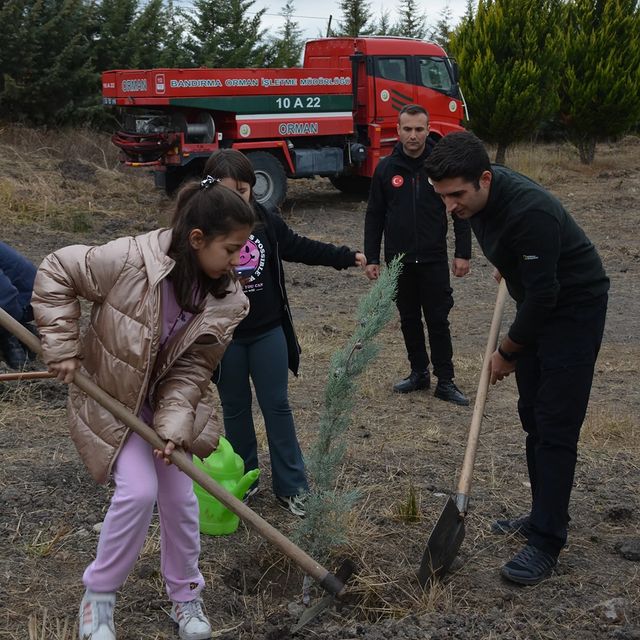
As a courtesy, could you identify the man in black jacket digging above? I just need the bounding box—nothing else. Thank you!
[364,104,471,405]
[425,131,609,585]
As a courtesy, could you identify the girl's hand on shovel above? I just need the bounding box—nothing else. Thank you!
[49,357,81,384]
[154,440,176,465]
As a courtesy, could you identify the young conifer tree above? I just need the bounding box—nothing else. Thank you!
[294,257,402,566]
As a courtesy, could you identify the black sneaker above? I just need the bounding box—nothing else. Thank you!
[276,494,306,517]
[491,514,533,538]
[0,334,29,370]
[434,379,469,406]
[501,544,557,585]
[393,370,430,393]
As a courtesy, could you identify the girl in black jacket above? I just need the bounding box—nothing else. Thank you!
[204,150,365,516]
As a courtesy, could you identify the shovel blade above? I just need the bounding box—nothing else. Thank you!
[418,496,465,587]
[291,559,356,633]
[291,594,334,634]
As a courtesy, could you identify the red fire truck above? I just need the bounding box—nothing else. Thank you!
[102,37,467,205]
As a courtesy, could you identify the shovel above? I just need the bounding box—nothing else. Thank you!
[0,308,354,607]
[418,279,507,586]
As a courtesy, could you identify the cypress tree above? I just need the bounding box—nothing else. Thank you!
[93,0,139,72]
[156,0,193,68]
[127,0,188,69]
[294,258,402,566]
[268,0,305,68]
[187,0,268,68]
[0,0,27,96]
[0,0,97,125]
[558,0,640,163]
[374,7,395,34]
[428,5,454,49]
[451,0,562,163]
[336,0,375,36]
[395,0,428,39]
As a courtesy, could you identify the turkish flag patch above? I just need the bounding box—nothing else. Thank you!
[391,175,404,187]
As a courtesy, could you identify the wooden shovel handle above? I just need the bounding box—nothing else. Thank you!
[0,371,56,381]
[455,279,508,509]
[0,308,345,596]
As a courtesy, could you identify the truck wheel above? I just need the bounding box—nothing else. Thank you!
[329,175,371,199]
[245,151,287,207]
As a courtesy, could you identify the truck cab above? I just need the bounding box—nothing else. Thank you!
[303,37,466,190]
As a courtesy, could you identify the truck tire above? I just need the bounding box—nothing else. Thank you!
[245,151,287,207]
[329,175,371,199]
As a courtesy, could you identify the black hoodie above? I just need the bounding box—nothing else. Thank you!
[364,141,471,264]
[471,165,610,345]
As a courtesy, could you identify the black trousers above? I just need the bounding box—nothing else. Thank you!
[394,261,454,380]
[515,295,607,556]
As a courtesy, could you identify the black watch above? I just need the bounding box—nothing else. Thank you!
[498,345,520,362]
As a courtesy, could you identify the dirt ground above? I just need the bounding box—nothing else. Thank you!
[1,136,639,640]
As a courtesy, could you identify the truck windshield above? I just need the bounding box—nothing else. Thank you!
[416,57,454,94]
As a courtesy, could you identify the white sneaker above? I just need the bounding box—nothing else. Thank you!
[276,494,306,517]
[170,598,212,640]
[78,590,116,640]
[242,485,260,504]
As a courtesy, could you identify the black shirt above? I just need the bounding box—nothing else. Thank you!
[232,223,283,339]
[471,165,610,345]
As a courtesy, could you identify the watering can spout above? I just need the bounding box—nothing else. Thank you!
[232,468,260,501]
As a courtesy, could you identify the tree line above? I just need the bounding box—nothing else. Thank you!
[1,0,638,163]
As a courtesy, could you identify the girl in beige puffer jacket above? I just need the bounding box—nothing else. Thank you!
[32,178,255,640]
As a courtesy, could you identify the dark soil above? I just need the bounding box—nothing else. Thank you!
[1,139,639,639]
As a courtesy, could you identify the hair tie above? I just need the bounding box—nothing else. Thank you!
[200,175,220,190]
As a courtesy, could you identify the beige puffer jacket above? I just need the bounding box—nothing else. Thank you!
[32,228,249,484]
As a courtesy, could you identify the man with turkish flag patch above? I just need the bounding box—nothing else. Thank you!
[364,104,471,405]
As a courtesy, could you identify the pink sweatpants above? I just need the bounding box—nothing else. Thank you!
[82,432,204,601]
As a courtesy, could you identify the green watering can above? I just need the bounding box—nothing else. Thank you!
[193,436,260,535]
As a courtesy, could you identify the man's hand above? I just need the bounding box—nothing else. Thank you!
[452,258,470,277]
[355,252,367,268]
[49,357,81,384]
[489,349,516,384]
[154,440,176,465]
[365,264,380,280]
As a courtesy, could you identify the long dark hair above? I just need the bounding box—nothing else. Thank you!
[168,179,255,311]
[203,149,256,188]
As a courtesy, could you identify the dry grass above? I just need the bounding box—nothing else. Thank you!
[486,134,640,186]
[582,407,637,451]
[27,609,74,640]
[0,125,168,232]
